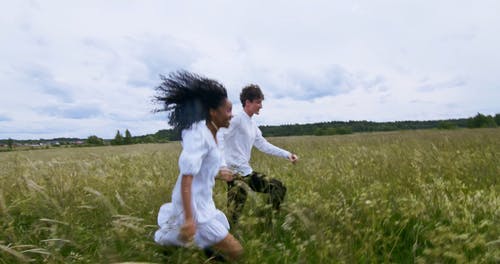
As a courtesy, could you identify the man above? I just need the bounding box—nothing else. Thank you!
[218,84,298,224]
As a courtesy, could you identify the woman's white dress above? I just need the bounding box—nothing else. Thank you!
[154,121,229,248]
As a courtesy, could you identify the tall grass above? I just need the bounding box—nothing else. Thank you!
[0,129,498,263]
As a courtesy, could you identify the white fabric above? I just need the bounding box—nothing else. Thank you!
[154,203,229,248]
[217,110,291,176]
[154,121,230,248]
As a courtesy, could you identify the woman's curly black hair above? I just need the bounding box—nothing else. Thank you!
[153,70,228,132]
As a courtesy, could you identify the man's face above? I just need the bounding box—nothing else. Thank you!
[246,98,263,115]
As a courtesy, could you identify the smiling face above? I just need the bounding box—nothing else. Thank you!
[210,98,233,128]
[244,98,263,116]
[239,84,264,117]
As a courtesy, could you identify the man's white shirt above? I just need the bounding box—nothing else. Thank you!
[217,110,291,176]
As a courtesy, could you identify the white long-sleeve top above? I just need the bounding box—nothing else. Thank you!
[217,111,291,176]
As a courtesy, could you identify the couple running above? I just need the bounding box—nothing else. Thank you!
[153,71,299,262]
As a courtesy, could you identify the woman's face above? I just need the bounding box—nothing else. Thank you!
[211,98,233,128]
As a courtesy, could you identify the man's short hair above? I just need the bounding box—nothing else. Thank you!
[240,84,264,106]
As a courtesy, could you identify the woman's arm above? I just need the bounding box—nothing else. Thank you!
[179,174,195,242]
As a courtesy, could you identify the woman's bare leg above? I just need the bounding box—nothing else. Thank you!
[212,233,243,262]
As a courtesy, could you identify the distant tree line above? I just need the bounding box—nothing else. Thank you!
[84,129,175,146]
[86,129,144,146]
[260,113,499,137]
[136,112,499,141]
[1,113,498,150]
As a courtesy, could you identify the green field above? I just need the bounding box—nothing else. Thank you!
[0,128,498,263]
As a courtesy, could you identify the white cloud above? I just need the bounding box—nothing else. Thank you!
[1,0,499,139]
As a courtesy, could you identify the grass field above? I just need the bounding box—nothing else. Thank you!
[0,128,498,263]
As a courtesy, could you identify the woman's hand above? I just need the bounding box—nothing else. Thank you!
[179,218,196,243]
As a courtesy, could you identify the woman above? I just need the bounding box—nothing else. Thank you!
[153,71,242,261]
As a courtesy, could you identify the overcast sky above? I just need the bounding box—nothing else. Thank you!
[1,0,499,140]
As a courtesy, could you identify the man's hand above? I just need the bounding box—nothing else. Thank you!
[179,218,196,243]
[288,153,299,164]
[217,167,234,182]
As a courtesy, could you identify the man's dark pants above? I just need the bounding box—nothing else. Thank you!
[227,171,286,224]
